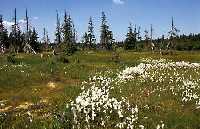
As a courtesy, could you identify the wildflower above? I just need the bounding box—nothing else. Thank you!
[139,125,144,129]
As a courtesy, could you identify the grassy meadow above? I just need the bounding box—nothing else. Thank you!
[1,51,200,129]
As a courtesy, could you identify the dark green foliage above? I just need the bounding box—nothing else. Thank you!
[30,28,40,52]
[8,8,24,53]
[1,9,40,54]
[9,26,22,53]
[100,12,114,50]
[61,11,77,55]
[62,11,75,45]
[29,28,40,52]
[124,23,137,50]
[83,17,96,50]
[132,33,200,51]
[175,34,200,51]
[7,54,19,64]
[148,33,200,51]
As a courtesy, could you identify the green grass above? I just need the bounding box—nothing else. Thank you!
[1,50,200,128]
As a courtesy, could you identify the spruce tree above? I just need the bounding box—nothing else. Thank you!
[72,23,76,44]
[62,11,76,55]
[83,17,96,49]
[62,11,73,45]
[29,28,39,52]
[100,12,114,50]
[0,14,9,51]
[87,17,96,49]
[10,23,22,53]
[124,23,136,50]
[9,8,22,53]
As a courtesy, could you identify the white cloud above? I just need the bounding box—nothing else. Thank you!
[3,19,27,30]
[113,0,124,5]
[33,17,39,20]
[18,19,26,24]
[3,21,14,29]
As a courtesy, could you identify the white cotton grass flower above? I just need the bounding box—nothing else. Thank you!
[156,121,165,129]
[64,58,200,128]
[181,79,200,104]
[139,125,145,129]
[69,73,139,129]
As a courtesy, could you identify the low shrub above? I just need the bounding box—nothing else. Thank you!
[7,54,19,64]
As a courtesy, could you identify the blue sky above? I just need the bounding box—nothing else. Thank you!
[0,0,200,42]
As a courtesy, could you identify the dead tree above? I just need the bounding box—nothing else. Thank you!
[150,24,155,51]
[137,26,142,41]
[144,25,155,52]
[159,35,165,55]
[23,9,36,54]
[10,8,24,53]
[167,17,180,50]
[144,29,149,50]
[43,28,47,46]
[11,8,18,53]
[43,28,50,51]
